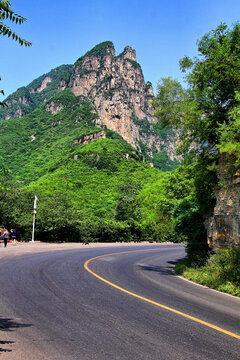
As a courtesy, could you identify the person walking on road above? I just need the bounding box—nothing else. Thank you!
[3,229,9,247]
[11,229,16,244]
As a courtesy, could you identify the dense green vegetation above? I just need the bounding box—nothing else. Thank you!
[153,23,240,166]
[0,89,98,182]
[153,24,240,231]
[84,41,114,58]
[0,37,181,246]
[152,152,179,171]
[176,247,240,297]
[0,25,239,297]
[0,86,198,244]
[153,23,240,295]
[0,157,197,244]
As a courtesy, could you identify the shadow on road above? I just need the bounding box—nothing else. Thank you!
[0,317,32,354]
[137,258,184,276]
[167,259,184,265]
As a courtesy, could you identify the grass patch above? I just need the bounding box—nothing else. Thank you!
[175,247,240,297]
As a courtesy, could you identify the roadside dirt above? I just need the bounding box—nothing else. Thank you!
[0,241,156,260]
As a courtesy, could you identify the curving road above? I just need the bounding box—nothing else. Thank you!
[0,243,239,359]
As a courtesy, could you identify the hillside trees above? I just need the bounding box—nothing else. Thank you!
[179,23,240,154]
[115,182,142,222]
[153,23,240,159]
[217,91,240,170]
[153,23,240,260]
[154,22,240,181]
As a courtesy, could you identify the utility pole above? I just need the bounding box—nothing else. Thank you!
[32,194,38,242]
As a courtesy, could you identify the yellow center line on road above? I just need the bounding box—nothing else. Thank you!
[84,249,240,340]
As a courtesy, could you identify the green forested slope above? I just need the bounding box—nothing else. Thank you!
[0,85,198,245]
[0,41,179,173]
[0,90,99,182]
[0,89,184,242]
[0,65,72,120]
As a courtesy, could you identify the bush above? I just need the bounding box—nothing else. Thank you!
[176,247,240,297]
[34,217,173,244]
[207,247,240,285]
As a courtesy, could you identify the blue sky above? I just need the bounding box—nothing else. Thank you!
[1,0,240,98]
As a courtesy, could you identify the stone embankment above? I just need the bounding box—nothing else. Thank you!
[206,153,240,250]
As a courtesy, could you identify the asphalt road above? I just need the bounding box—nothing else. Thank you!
[0,243,239,359]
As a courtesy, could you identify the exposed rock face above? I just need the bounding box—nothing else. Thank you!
[206,153,240,250]
[64,41,176,158]
[73,130,106,145]
[5,108,24,120]
[18,96,30,105]
[6,95,31,107]
[0,65,72,121]
[45,101,64,114]
[30,76,52,93]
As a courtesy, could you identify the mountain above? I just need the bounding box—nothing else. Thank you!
[0,90,100,182]
[0,42,184,242]
[0,88,175,242]
[1,41,179,170]
[0,65,72,120]
[64,42,155,148]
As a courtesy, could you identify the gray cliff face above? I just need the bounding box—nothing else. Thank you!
[63,43,156,150]
[60,42,177,161]
[206,153,240,250]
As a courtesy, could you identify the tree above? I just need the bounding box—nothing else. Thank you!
[0,1,32,107]
[180,23,240,148]
[153,24,240,260]
[152,77,186,127]
[153,23,240,160]
[0,1,31,46]
[217,91,240,170]
[153,23,240,212]
[152,77,200,157]
[115,182,142,222]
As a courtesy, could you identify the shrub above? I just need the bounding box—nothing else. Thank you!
[176,247,240,297]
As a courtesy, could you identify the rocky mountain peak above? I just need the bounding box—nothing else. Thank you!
[64,42,158,150]
[122,46,136,61]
